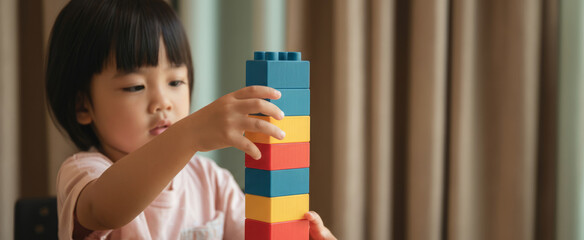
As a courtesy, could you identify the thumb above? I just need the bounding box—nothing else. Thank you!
[305,211,336,240]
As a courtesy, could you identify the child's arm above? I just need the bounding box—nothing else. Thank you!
[75,86,284,230]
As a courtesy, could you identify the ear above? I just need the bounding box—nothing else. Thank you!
[75,93,93,125]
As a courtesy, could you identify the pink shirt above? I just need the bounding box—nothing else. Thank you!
[56,150,245,240]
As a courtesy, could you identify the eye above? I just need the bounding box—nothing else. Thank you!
[169,80,185,87]
[122,85,145,92]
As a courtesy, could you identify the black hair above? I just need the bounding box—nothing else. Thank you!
[46,0,194,151]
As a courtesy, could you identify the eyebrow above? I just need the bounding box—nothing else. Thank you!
[113,64,187,78]
[114,68,144,78]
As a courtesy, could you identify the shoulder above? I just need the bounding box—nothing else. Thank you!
[56,150,113,240]
[56,150,112,193]
[58,149,112,174]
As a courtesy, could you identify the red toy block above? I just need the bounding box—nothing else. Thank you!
[245,219,309,240]
[245,142,310,170]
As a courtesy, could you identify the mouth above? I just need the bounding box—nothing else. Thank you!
[149,120,171,136]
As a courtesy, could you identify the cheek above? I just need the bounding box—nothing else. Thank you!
[174,89,191,118]
[94,99,147,138]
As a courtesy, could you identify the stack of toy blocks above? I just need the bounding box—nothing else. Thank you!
[244,51,310,240]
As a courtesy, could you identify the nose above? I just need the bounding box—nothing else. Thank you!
[148,87,172,114]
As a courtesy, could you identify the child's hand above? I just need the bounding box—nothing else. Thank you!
[305,211,337,240]
[187,86,285,159]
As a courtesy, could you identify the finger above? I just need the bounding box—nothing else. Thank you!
[232,135,262,160]
[238,99,284,120]
[242,117,285,140]
[233,86,281,100]
[305,212,336,240]
[305,211,324,227]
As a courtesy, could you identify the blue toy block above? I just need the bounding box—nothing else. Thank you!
[278,52,288,60]
[266,52,278,60]
[245,168,309,197]
[267,89,310,116]
[246,51,310,89]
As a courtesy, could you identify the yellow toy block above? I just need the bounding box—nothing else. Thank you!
[245,194,309,223]
[245,116,310,144]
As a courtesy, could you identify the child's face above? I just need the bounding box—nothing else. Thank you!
[77,43,190,161]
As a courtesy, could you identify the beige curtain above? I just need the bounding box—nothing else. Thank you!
[287,0,558,239]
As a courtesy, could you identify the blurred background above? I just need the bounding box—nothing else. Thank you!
[1,0,583,239]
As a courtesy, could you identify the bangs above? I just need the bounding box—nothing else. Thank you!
[110,0,191,71]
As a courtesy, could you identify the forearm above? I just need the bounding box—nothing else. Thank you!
[75,86,285,230]
[76,117,197,230]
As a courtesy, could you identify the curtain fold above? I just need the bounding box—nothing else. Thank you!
[473,1,540,239]
[407,0,449,239]
[449,0,484,239]
[534,0,558,239]
[287,0,557,239]
[331,0,367,239]
[368,0,393,239]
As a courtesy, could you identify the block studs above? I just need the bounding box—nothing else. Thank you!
[287,52,301,61]
[266,52,278,60]
[254,51,302,61]
[254,51,266,60]
[278,52,288,60]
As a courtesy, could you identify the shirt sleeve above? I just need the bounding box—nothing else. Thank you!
[56,152,114,240]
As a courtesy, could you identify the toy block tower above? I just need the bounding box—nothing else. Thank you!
[244,51,310,240]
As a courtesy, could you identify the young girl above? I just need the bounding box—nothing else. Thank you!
[46,0,336,239]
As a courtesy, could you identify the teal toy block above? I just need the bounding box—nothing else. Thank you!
[245,168,309,197]
[246,51,310,89]
[267,89,310,116]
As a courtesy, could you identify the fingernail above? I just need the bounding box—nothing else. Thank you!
[280,110,285,118]
[279,130,286,139]
[275,90,281,97]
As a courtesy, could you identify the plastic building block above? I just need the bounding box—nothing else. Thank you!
[278,52,288,60]
[245,168,309,197]
[254,51,266,60]
[245,194,309,223]
[245,116,310,144]
[245,51,310,240]
[265,89,310,116]
[266,52,278,60]
[245,219,309,240]
[287,52,301,60]
[245,142,310,170]
[246,51,310,89]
